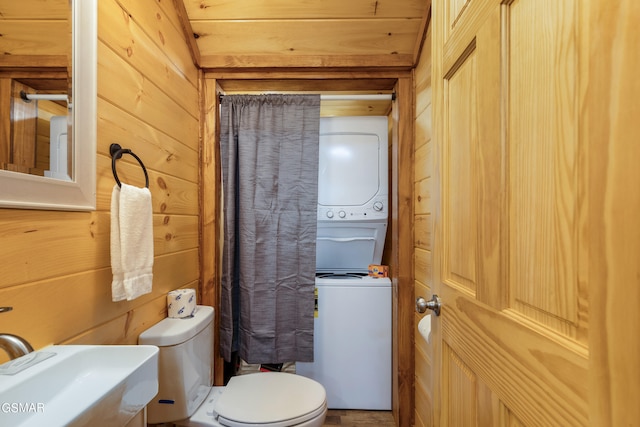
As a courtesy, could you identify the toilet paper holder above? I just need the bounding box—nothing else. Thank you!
[416,295,441,316]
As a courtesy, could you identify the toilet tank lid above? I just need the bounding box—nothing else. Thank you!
[138,305,214,347]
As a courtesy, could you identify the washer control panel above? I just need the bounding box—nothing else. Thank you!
[318,196,387,220]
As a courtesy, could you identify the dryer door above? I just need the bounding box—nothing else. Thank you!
[318,132,381,207]
[317,116,389,213]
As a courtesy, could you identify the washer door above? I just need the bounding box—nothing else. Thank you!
[215,373,326,427]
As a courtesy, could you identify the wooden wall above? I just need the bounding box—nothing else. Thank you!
[0,0,200,363]
[413,23,433,427]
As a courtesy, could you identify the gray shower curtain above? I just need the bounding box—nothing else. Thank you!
[219,94,320,364]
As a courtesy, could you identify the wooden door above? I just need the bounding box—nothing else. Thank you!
[588,1,640,425]
[431,0,590,425]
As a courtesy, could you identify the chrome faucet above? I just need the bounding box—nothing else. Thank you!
[0,334,34,360]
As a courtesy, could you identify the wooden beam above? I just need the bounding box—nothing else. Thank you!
[0,79,11,165]
[0,56,68,69]
[172,0,201,67]
[200,74,225,385]
[199,54,415,70]
[217,79,398,93]
[392,76,415,427]
[412,3,432,66]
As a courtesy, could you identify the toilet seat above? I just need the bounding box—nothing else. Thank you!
[214,372,327,427]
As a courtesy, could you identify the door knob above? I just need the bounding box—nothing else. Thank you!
[416,295,441,316]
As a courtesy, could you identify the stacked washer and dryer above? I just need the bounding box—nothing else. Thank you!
[296,116,392,410]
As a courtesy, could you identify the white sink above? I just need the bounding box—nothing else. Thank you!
[0,345,158,426]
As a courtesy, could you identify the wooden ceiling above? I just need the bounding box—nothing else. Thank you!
[1,0,430,70]
[0,0,70,67]
[177,0,431,116]
[178,0,431,70]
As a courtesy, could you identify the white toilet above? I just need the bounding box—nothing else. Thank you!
[138,305,327,427]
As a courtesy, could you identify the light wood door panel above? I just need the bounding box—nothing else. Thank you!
[432,0,589,425]
[507,0,586,340]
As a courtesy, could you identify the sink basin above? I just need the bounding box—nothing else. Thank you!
[0,345,158,426]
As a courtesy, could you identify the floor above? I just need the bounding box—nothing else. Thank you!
[323,410,395,426]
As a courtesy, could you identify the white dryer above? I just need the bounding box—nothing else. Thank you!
[315,115,389,274]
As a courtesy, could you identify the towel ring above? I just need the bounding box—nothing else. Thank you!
[110,143,149,188]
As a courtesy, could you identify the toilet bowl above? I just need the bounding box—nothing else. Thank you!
[138,305,327,427]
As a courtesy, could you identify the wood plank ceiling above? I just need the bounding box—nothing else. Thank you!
[177,0,431,115]
[179,0,431,69]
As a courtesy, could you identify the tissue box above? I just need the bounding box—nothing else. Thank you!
[368,264,389,277]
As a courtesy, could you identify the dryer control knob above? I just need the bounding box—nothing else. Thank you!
[326,211,334,219]
[338,210,346,218]
[373,201,384,211]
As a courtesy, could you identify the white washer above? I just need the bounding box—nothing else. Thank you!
[296,275,392,410]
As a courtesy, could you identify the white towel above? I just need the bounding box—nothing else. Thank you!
[111,183,154,301]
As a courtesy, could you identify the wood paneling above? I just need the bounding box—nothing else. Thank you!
[415,246,431,285]
[7,81,37,173]
[414,178,431,216]
[182,0,429,69]
[414,380,432,427]
[201,76,222,383]
[0,79,11,159]
[443,343,477,426]
[588,1,640,424]
[0,0,70,72]
[103,0,199,87]
[97,44,198,144]
[413,20,433,427]
[192,20,421,57]
[0,250,198,351]
[443,49,478,295]
[0,0,200,364]
[35,100,67,174]
[184,0,426,20]
[414,143,432,181]
[97,2,198,111]
[0,21,69,57]
[97,99,199,184]
[390,76,415,427]
[0,0,67,19]
[507,0,585,340]
[323,409,396,426]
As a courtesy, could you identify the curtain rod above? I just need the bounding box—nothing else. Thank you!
[20,91,68,103]
[218,93,396,102]
[320,94,395,101]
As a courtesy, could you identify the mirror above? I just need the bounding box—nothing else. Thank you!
[0,0,96,210]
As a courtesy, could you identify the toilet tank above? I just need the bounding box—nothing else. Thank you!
[138,305,214,424]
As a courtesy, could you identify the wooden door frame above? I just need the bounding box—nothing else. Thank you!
[588,1,640,424]
[199,70,416,426]
[391,76,416,427]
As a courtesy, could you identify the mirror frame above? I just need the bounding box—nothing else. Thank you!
[0,0,96,211]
